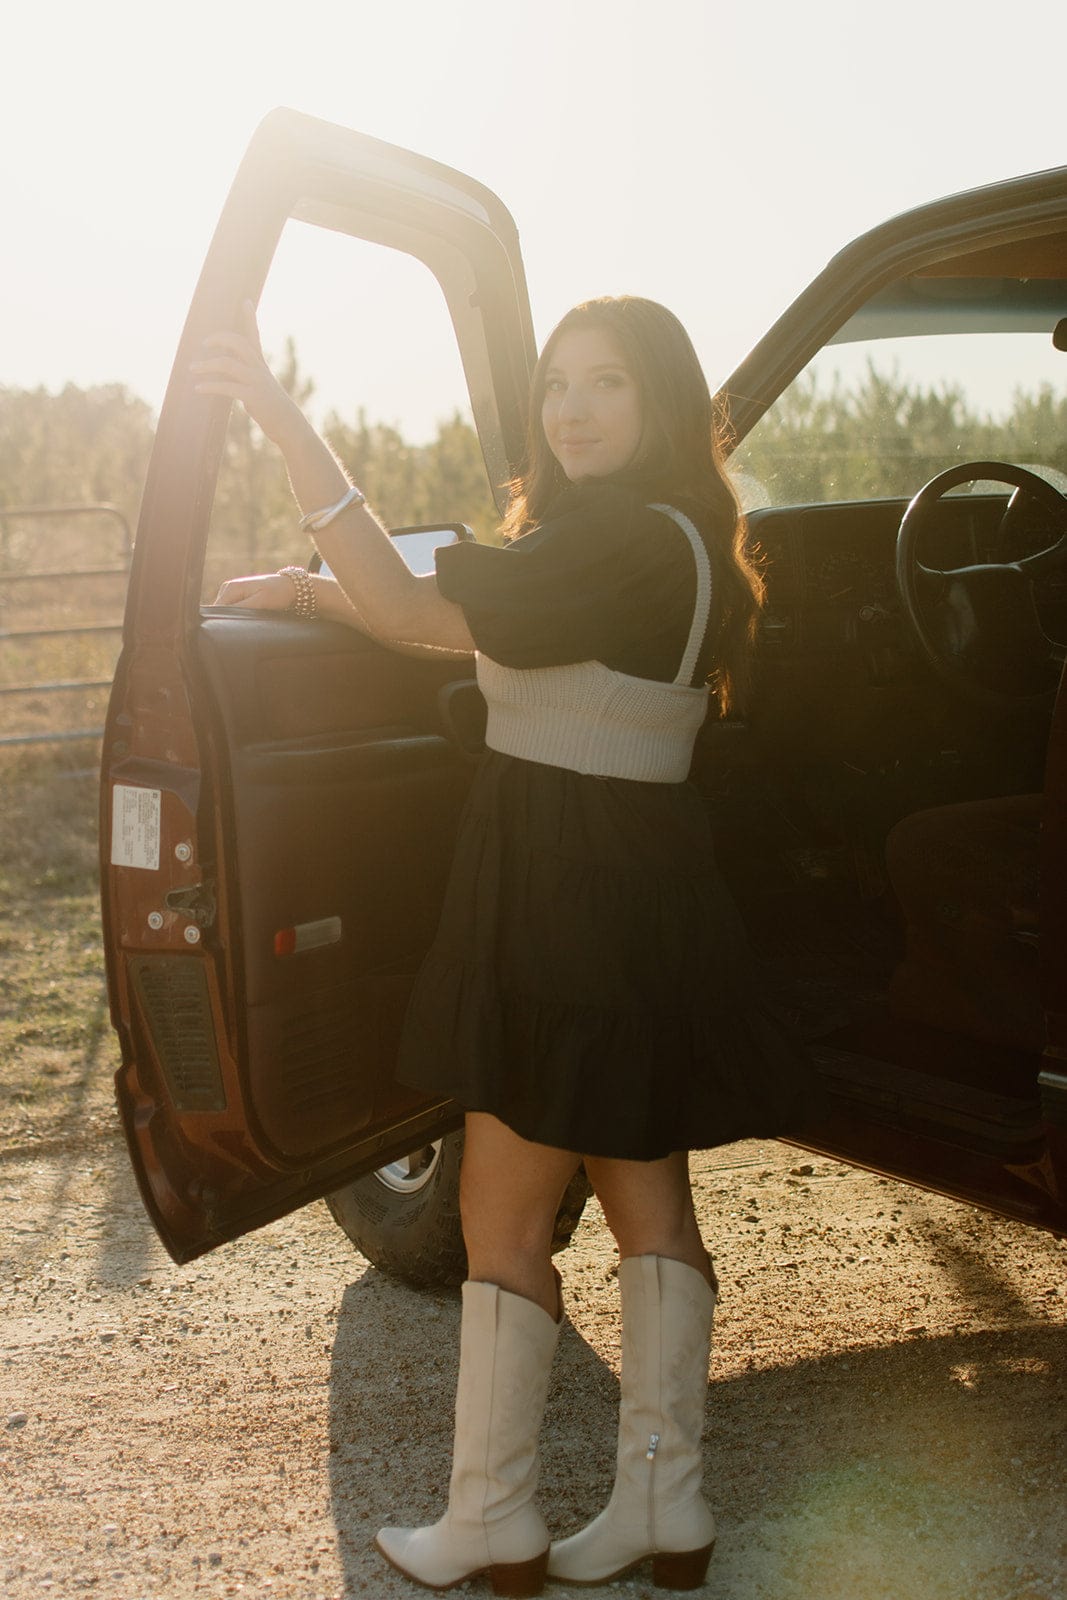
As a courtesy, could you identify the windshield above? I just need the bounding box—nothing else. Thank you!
[731,301,1067,511]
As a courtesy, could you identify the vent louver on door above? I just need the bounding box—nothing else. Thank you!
[130,957,226,1112]
[279,1000,358,1111]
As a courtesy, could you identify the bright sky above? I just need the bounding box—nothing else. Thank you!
[4,0,1065,440]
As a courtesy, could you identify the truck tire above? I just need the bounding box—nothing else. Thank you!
[326,1128,592,1289]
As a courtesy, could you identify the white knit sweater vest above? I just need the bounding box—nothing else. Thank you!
[476,504,712,783]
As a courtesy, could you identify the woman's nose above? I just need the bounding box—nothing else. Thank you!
[558,383,588,421]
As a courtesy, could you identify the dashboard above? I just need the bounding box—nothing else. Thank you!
[749,492,1067,653]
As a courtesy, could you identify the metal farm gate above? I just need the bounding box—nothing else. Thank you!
[0,504,132,748]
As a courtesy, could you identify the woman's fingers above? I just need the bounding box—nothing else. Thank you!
[214,577,257,604]
[191,357,249,381]
[214,573,295,611]
[192,353,257,383]
[193,308,299,444]
[201,329,254,355]
[196,324,267,385]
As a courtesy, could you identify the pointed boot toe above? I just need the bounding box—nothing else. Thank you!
[373,1280,560,1596]
[375,1522,549,1596]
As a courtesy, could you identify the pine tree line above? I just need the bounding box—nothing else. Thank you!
[733,364,1067,506]
[0,343,500,592]
[3,358,1066,584]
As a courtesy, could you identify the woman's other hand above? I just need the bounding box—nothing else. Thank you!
[214,572,295,611]
[192,301,302,446]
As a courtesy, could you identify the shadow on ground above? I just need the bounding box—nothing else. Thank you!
[325,1278,1064,1600]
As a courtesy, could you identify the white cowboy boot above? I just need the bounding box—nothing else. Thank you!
[547,1254,716,1590]
[375,1278,562,1597]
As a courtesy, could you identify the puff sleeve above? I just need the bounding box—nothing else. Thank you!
[434,483,702,681]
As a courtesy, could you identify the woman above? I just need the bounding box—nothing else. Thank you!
[195,296,816,1596]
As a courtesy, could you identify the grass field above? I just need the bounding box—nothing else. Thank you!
[0,503,289,1155]
[0,748,117,1154]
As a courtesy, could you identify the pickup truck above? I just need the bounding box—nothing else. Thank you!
[100,110,1067,1280]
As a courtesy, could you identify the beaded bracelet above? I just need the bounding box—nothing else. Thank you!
[278,566,317,619]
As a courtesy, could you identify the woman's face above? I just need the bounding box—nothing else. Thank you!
[541,325,644,481]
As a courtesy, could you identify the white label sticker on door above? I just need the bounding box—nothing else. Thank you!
[111,784,162,870]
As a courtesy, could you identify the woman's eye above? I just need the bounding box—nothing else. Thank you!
[596,373,625,388]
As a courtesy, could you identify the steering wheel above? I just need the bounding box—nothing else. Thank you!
[896,461,1067,708]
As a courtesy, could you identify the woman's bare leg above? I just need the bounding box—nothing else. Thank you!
[461,1111,583,1316]
[583,1150,713,1284]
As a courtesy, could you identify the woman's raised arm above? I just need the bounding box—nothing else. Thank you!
[192,302,476,658]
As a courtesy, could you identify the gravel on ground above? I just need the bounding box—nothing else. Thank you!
[2,1125,1065,1600]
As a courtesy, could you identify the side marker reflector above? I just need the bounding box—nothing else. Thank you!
[274,916,343,958]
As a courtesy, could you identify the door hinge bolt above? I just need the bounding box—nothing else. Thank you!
[183,925,201,944]
[147,911,164,931]
[174,842,193,863]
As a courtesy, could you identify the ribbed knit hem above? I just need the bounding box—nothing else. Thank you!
[476,656,709,783]
[485,704,697,781]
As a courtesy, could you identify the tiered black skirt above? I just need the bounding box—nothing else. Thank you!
[397,752,818,1160]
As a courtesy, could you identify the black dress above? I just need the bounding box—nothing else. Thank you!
[396,478,818,1160]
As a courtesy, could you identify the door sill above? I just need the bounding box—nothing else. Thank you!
[810,1044,1042,1156]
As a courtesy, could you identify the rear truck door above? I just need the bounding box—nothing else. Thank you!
[100,109,536,1262]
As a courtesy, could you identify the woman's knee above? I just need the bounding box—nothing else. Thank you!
[456,1116,579,1312]
[459,1113,579,1256]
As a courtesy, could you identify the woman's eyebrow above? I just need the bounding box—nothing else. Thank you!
[545,362,629,376]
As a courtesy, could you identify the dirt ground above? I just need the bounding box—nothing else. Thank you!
[2,1115,1065,1600]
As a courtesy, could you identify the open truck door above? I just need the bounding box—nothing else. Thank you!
[100,110,536,1263]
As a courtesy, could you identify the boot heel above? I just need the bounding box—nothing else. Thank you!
[651,1542,715,1590]
[488,1548,549,1598]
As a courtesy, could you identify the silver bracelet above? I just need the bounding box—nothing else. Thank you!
[299,483,366,532]
[278,566,317,619]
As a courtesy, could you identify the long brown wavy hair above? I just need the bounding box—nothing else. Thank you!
[500,296,763,715]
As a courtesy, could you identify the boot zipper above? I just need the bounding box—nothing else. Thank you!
[646,1432,660,1546]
